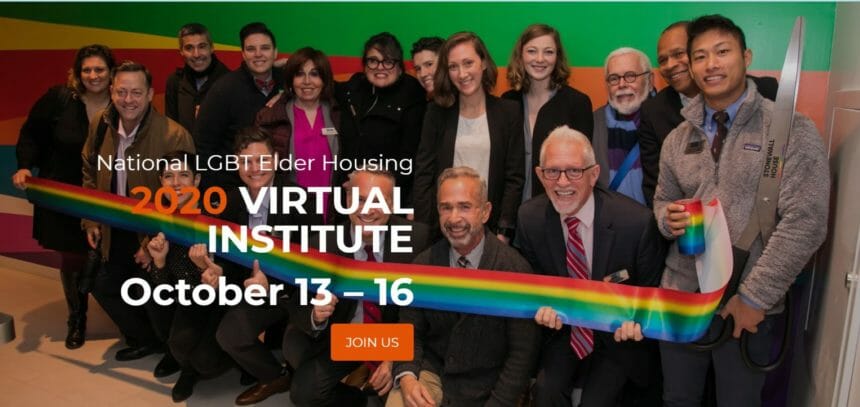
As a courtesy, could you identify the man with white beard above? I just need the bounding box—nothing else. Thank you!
[591,47,654,205]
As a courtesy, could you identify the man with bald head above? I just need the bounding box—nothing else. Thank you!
[592,47,655,206]
[515,125,665,406]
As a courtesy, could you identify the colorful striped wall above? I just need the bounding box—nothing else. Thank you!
[0,2,836,252]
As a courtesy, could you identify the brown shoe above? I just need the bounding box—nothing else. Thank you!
[342,364,370,388]
[235,374,291,405]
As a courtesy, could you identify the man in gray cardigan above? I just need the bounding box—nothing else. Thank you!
[654,15,828,406]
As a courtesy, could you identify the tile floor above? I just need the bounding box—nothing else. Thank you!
[0,255,295,406]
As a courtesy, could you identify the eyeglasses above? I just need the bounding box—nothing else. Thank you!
[365,57,399,70]
[606,71,650,86]
[540,164,596,181]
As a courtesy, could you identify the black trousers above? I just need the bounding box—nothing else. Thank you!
[92,229,161,347]
[661,314,776,407]
[283,326,366,407]
[169,303,228,377]
[534,328,629,407]
[215,297,291,382]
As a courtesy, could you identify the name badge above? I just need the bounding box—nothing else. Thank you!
[322,127,339,136]
[685,140,704,154]
[743,143,761,152]
[603,269,630,284]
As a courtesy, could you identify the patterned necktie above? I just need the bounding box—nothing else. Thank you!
[362,245,382,371]
[711,110,729,162]
[564,216,593,359]
[457,256,471,269]
[255,78,274,95]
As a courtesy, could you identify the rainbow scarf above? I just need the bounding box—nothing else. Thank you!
[25,177,732,342]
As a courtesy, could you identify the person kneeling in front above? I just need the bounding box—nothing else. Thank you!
[285,169,429,406]
[389,166,540,406]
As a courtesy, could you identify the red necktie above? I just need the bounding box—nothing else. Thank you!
[564,217,594,359]
[255,78,274,95]
[362,245,382,371]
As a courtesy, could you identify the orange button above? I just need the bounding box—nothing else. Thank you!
[330,323,413,361]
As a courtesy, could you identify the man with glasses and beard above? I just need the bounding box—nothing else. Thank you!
[592,47,655,206]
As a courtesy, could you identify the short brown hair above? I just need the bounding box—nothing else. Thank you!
[507,24,570,92]
[284,47,334,104]
[433,32,497,108]
[112,60,152,88]
[347,169,396,186]
[233,126,274,154]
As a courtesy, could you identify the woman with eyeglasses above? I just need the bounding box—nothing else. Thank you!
[413,32,525,243]
[11,44,116,349]
[336,32,426,203]
[503,24,594,202]
[256,47,340,222]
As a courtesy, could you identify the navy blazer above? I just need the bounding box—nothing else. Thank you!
[514,186,666,386]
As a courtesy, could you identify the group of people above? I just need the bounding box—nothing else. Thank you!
[12,13,828,407]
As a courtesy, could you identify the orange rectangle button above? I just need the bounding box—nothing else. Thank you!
[330,323,413,361]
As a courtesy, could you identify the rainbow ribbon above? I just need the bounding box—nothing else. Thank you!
[25,177,730,342]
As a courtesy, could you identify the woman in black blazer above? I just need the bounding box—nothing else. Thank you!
[503,24,593,201]
[12,44,116,349]
[414,32,524,242]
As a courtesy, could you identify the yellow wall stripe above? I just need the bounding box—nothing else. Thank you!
[0,17,239,51]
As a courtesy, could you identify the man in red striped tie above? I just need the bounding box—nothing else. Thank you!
[284,169,429,407]
[514,125,666,406]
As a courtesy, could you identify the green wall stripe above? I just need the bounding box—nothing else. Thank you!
[1,2,835,71]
